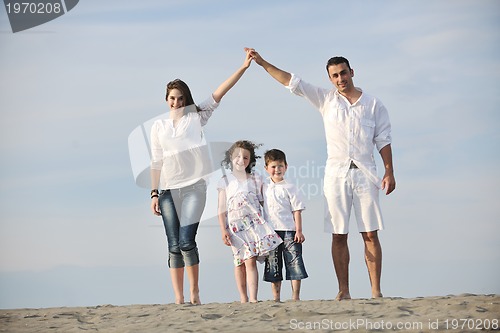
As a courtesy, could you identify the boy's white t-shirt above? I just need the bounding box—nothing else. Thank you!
[262,177,306,231]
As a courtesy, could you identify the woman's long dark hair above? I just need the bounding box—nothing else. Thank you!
[165,79,201,111]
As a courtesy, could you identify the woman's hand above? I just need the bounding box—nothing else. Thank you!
[151,197,161,216]
[242,47,253,69]
[211,48,254,103]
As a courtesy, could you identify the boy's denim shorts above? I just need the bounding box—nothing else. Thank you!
[264,230,308,282]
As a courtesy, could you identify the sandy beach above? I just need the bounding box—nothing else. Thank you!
[0,294,498,332]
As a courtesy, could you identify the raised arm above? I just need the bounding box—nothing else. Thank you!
[212,49,253,103]
[245,47,292,86]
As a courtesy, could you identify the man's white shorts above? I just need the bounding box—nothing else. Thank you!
[323,169,384,234]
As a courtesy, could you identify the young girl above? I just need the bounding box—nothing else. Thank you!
[217,140,282,303]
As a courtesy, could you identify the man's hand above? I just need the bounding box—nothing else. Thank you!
[381,172,396,195]
[244,47,292,86]
[245,47,264,66]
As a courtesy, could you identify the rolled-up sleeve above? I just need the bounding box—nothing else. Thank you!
[287,184,306,212]
[285,73,301,94]
[150,121,163,171]
[197,96,220,126]
[374,102,392,152]
[286,73,329,111]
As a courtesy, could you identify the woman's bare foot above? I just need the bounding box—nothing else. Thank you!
[190,291,201,305]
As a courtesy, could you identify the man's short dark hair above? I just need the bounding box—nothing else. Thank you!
[326,56,351,73]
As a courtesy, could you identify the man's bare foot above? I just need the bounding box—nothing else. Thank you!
[335,291,351,301]
[372,292,383,299]
[175,298,185,305]
[240,296,249,303]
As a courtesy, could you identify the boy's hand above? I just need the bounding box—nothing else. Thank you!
[294,231,305,244]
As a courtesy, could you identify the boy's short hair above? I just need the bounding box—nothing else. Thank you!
[264,149,287,166]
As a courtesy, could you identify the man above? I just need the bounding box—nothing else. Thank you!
[247,48,396,300]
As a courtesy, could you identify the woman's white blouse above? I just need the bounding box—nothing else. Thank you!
[150,96,219,189]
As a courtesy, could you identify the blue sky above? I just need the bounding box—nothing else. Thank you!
[1,0,499,309]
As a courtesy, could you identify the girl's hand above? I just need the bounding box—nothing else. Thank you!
[151,197,161,216]
[221,230,231,246]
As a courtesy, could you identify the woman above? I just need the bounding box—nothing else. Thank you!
[150,50,253,305]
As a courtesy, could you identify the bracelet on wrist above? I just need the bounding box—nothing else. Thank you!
[151,194,159,199]
[151,189,159,195]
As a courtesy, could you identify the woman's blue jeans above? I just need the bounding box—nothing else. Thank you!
[159,179,207,268]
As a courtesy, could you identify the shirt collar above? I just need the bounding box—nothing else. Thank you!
[335,87,363,106]
[267,177,286,187]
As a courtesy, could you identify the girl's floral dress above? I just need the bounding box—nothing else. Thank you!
[218,173,282,266]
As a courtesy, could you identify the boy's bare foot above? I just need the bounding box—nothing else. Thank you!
[372,292,383,299]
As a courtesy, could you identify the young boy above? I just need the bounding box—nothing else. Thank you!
[262,149,308,301]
